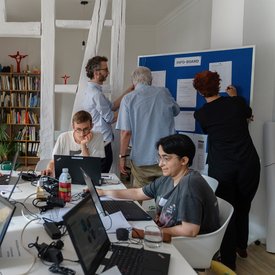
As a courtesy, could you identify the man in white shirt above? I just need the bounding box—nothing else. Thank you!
[72,56,133,172]
[42,110,105,177]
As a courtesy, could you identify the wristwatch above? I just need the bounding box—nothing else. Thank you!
[119,154,129,158]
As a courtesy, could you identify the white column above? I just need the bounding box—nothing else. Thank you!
[72,0,108,115]
[110,0,126,174]
[211,0,244,48]
[40,0,55,159]
[263,122,275,252]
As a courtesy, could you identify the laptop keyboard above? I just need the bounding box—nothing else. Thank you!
[104,245,144,274]
[102,201,152,220]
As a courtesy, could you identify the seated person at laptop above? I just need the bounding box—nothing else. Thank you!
[42,110,105,176]
[97,134,220,237]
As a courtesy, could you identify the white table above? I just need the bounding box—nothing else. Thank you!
[0,173,196,275]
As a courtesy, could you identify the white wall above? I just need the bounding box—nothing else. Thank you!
[156,0,212,53]
[124,25,156,87]
[0,38,40,71]
[242,0,275,243]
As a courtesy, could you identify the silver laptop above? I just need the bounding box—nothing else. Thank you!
[63,194,170,275]
[0,151,19,185]
[0,196,16,246]
[80,167,152,221]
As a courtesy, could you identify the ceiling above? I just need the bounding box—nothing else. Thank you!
[6,0,184,26]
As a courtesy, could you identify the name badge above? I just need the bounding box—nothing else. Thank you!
[159,197,167,207]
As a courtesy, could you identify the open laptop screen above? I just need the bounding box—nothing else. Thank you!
[80,167,106,216]
[54,155,101,185]
[63,194,110,274]
[0,196,16,246]
[0,150,19,185]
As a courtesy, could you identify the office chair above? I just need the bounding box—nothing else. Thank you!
[35,159,51,172]
[202,174,219,192]
[171,197,234,270]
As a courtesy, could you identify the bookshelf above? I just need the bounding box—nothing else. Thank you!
[0,71,40,166]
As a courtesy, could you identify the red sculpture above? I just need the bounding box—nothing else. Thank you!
[9,51,28,73]
[61,74,70,84]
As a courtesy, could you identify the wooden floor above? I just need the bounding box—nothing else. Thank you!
[205,243,275,274]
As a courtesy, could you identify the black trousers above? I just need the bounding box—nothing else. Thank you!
[209,153,260,270]
[101,143,113,173]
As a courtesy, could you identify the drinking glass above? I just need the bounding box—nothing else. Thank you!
[144,225,162,248]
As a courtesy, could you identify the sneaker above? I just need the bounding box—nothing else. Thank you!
[236,248,248,258]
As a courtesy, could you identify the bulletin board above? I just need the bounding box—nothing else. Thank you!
[138,46,255,135]
[138,46,255,172]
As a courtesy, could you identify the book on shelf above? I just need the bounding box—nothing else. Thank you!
[15,126,39,141]
[3,94,10,107]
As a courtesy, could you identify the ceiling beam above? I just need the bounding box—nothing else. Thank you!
[56,19,112,29]
[0,22,41,37]
[0,0,40,37]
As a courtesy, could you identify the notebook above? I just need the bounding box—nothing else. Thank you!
[0,151,19,185]
[80,167,152,221]
[54,155,101,185]
[0,196,16,246]
[63,194,170,275]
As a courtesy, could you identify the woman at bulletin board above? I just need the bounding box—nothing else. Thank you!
[193,70,260,271]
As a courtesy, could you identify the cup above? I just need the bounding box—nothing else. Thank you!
[144,225,162,248]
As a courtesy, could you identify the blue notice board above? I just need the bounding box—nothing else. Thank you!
[138,46,255,134]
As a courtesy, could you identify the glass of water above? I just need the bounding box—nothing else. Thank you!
[144,225,162,248]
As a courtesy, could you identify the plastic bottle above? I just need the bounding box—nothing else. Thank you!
[58,168,71,202]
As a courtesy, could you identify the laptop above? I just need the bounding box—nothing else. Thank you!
[54,155,101,185]
[80,167,152,221]
[63,194,170,275]
[0,151,19,185]
[0,196,16,246]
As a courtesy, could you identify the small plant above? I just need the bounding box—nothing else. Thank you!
[0,124,14,162]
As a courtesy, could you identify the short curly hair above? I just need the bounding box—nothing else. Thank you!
[156,134,195,166]
[193,70,221,97]
[85,56,108,79]
[72,110,92,125]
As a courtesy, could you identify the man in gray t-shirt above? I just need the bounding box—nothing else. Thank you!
[143,170,220,234]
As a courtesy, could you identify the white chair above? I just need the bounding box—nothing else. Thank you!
[35,159,51,172]
[171,197,234,270]
[202,174,219,192]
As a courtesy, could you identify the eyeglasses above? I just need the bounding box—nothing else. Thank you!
[96,68,109,72]
[157,155,179,164]
[74,127,91,134]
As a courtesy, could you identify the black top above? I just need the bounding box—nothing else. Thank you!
[194,96,258,166]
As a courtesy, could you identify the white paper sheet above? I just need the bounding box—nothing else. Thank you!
[175,111,195,132]
[209,61,232,92]
[151,71,166,87]
[176,79,197,107]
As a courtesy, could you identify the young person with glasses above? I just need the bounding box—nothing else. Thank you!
[42,110,105,177]
[96,134,220,237]
[72,56,133,173]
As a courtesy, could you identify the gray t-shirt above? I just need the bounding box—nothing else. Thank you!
[142,170,220,234]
